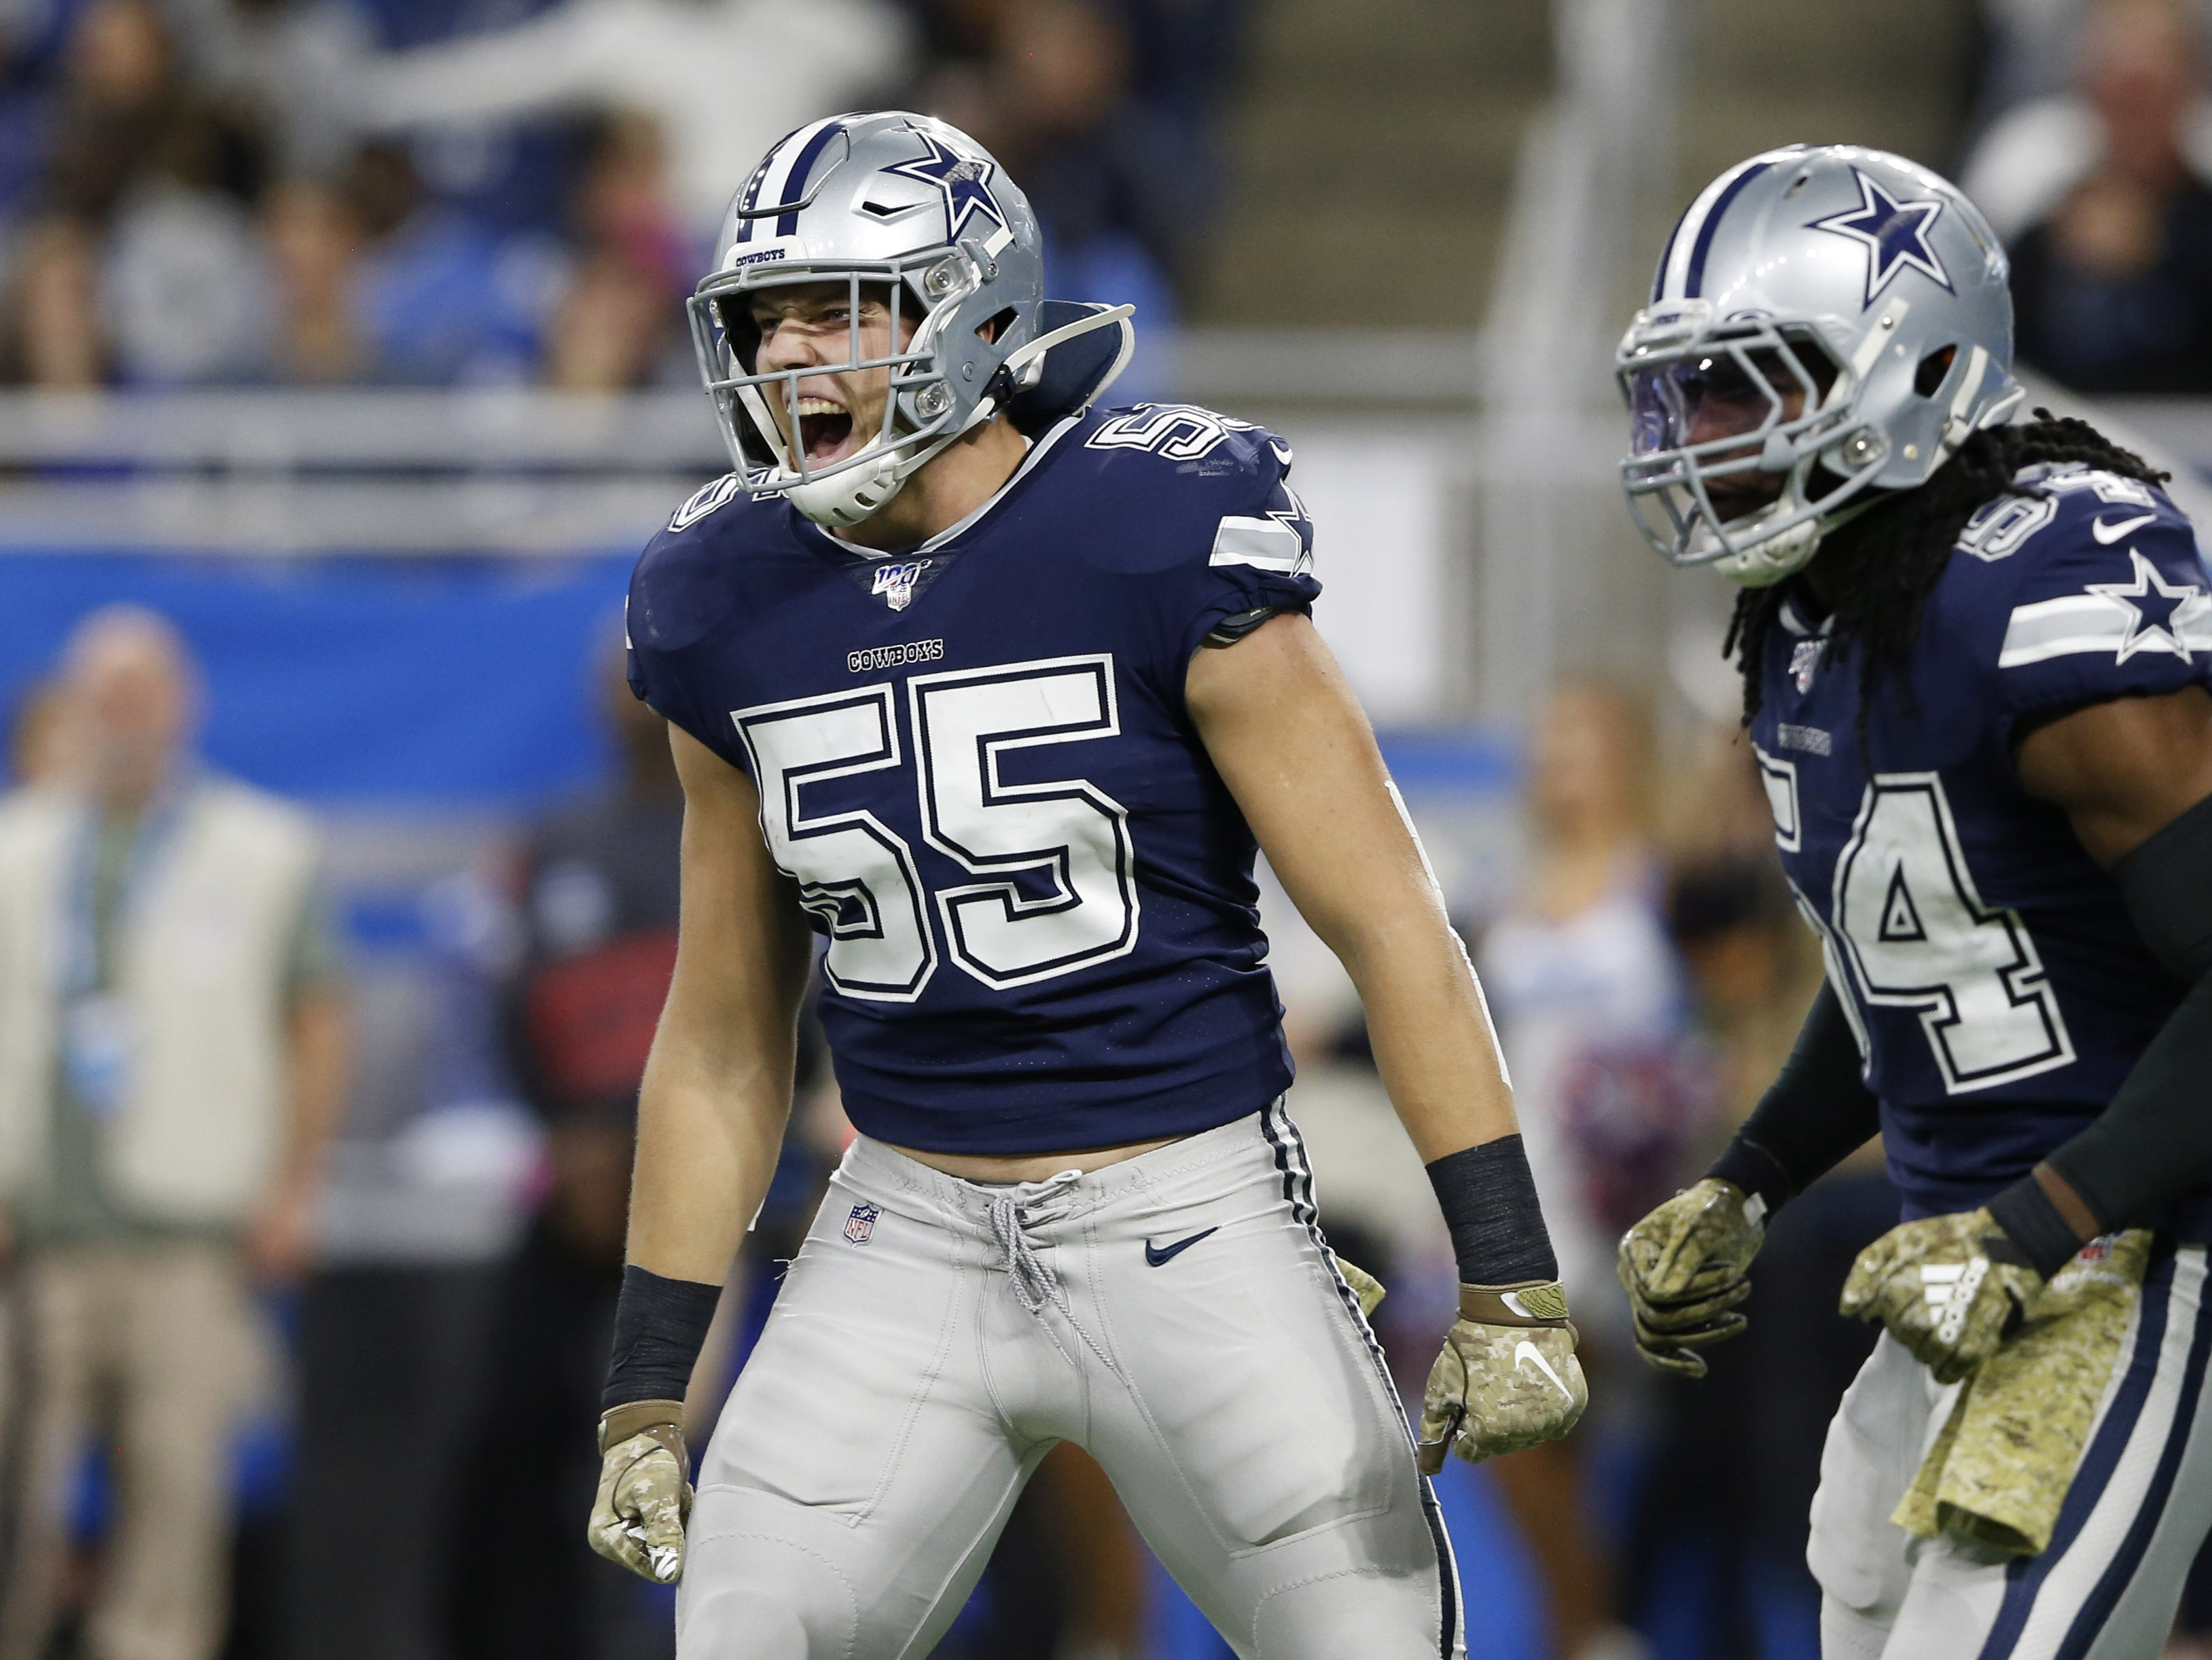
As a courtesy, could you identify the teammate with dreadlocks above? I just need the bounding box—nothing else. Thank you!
[1614,145,2212,1657]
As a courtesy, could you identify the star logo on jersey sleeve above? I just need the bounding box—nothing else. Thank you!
[2086,549,2211,662]
[880,135,1010,249]
[1806,169,1955,308]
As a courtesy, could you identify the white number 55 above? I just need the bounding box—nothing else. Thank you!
[733,654,1140,1001]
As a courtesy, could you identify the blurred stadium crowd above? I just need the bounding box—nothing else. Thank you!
[0,0,1229,389]
[5,2,2212,1660]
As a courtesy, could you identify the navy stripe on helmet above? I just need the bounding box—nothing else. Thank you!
[1973,1246,2181,1659]
[731,123,808,246]
[777,119,851,238]
[1651,205,1689,304]
[1683,159,1775,299]
[2055,1249,2212,1658]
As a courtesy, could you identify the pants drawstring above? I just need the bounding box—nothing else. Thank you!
[987,1193,1067,1318]
[982,1172,1121,1377]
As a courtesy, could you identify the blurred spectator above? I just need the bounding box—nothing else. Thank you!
[2,213,104,382]
[0,0,280,385]
[7,679,77,789]
[166,0,377,179]
[908,0,1241,234]
[45,0,175,225]
[1965,0,2212,390]
[353,0,912,237]
[1626,847,1887,1660]
[0,607,349,1660]
[1965,0,2212,241]
[930,0,1192,327]
[262,141,554,385]
[1477,681,1685,1660]
[101,111,276,383]
[342,139,556,384]
[442,636,683,1660]
[1480,684,1684,1354]
[262,174,360,380]
[541,111,685,389]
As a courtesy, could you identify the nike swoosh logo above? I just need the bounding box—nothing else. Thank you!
[1144,1227,1218,1267]
[2093,513,2158,545]
[1514,1340,1573,1401]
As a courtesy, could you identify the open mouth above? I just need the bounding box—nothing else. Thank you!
[796,397,857,466]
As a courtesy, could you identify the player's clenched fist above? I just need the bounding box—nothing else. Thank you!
[589,1401,694,1583]
[1416,1281,1587,1471]
[1840,1208,2041,1384]
[1618,1177,1767,1377]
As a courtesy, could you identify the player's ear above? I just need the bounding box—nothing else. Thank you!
[975,308,1015,346]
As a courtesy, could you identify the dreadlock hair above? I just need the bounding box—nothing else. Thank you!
[1722,412,2169,749]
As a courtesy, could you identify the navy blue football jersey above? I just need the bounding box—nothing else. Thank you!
[626,404,1320,1155]
[1752,463,2212,1229]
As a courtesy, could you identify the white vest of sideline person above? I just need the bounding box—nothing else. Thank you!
[0,776,321,1225]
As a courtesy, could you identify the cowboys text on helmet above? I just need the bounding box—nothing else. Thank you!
[1616,144,2023,586]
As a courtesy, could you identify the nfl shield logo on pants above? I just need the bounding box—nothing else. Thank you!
[843,1202,880,1245]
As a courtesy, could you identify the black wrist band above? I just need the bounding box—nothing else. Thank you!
[1987,1176,2088,1280]
[602,1265,722,1411]
[1425,1134,1559,1286]
[1707,1134,1794,1214]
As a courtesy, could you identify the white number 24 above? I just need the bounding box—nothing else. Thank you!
[732,654,1140,1001]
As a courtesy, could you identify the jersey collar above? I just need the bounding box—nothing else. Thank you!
[1777,594,1837,638]
[803,412,1087,563]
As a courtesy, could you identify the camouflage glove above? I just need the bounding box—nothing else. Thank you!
[1618,1177,1767,1377]
[1840,1207,2041,1384]
[588,1400,693,1583]
[1416,1281,1588,1473]
[1334,1254,1386,1320]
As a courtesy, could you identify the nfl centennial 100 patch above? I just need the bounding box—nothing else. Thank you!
[843,552,954,611]
[844,1202,881,1245]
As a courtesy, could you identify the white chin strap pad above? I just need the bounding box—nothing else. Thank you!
[1715,516,1823,587]
[787,451,909,528]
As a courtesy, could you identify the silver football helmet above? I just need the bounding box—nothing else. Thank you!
[1616,145,2024,586]
[690,111,1128,528]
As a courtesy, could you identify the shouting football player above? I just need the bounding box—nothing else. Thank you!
[1616,143,2212,1657]
[586,111,1585,1657]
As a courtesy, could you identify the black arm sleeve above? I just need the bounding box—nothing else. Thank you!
[1706,982,1884,1214]
[1989,791,2212,1276]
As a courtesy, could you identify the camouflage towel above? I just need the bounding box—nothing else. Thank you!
[1893,1229,2150,1557]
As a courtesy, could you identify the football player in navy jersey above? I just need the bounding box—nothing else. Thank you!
[1613,143,2212,1658]
[582,111,1586,1659]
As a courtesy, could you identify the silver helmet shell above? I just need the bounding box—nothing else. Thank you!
[1616,144,2024,586]
[689,111,1048,528]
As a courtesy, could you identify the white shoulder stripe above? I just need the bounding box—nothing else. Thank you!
[1997,594,2212,666]
[1209,515,1309,575]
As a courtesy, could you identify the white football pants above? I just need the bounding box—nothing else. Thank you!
[1810,1242,2212,1660]
[676,1103,1465,1660]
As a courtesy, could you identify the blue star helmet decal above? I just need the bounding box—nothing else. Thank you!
[1806,168,1955,308]
[880,133,1010,247]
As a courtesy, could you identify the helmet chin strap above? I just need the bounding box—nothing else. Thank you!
[784,304,1136,530]
[1715,492,1887,588]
